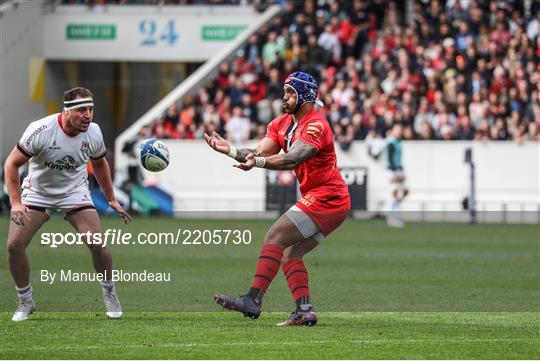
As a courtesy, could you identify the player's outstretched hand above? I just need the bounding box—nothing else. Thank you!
[204,131,230,155]
[233,153,256,171]
[10,203,31,226]
[109,200,132,224]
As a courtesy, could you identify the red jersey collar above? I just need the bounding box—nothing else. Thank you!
[57,113,79,137]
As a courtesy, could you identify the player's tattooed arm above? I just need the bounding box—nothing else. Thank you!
[234,137,280,161]
[264,141,318,170]
[233,141,317,171]
[234,148,258,162]
[204,132,279,162]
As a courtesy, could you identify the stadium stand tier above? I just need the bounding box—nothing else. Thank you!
[129,0,539,145]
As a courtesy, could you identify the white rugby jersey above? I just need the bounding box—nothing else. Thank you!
[17,113,106,196]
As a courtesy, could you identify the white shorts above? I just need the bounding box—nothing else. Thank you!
[386,169,407,191]
[285,205,325,244]
[21,188,95,217]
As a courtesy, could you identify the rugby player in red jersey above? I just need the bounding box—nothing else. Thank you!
[205,72,350,326]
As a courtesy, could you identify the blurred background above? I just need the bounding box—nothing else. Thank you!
[1,0,539,223]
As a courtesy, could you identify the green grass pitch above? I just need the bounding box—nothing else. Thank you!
[0,216,538,359]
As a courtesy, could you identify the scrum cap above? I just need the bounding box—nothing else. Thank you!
[284,71,318,113]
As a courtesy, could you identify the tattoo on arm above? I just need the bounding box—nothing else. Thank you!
[235,148,258,162]
[265,141,318,170]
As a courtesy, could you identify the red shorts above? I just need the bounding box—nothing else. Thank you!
[295,188,350,236]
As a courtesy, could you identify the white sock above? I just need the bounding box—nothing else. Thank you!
[387,198,399,212]
[15,284,33,300]
[100,280,114,290]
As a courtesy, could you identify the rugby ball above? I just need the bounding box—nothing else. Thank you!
[137,138,170,172]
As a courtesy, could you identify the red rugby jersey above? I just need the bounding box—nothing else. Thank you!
[266,108,349,197]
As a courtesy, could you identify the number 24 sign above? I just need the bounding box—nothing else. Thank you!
[138,19,179,46]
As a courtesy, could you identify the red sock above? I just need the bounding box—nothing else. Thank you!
[282,259,310,301]
[251,243,283,291]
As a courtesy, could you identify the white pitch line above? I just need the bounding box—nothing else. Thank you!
[1,338,537,352]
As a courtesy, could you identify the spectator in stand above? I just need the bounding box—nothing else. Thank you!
[247,73,268,104]
[524,90,540,123]
[331,79,355,107]
[491,117,510,141]
[327,102,342,125]
[229,77,248,108]
[240,93,259,125]
[218,96,232,125]
[306,34,329,75]
[225,106,250,144]
[440,124,454,141]
[265,68,284,118]
[202,103,220,125]
[380,69,398,95]
[342,100,359,121]
[163,104,179,132]
[334,117,354,151]
[262,31,285,65]
[244,34,261,65]
[418,122,435,140]
[318,24,342,65]
[400,103,415,126]
[152,119,169,139]
[475,119,490,141]
[215,63,231,90]
[179,105,196,129]
[197,87,210,108]
[468,92,489,129]
[455,112,475,140]
[171,123,195,140]
[526,121,539,140]
[432,105,456,138]
[402,125,416,140]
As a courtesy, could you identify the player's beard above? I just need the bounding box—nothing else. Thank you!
[282,101,293,114]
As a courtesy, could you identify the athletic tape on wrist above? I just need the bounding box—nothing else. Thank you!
[227,147,238,159]
[255,157,266,168]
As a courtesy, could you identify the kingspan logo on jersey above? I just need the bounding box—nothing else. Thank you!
[44,155,79,171]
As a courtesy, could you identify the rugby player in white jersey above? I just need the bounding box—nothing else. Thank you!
[4,87,132,321]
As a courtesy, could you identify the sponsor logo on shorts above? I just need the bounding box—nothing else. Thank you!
[299,194,317,207]
[44,155,79,171]
[25,125,47,147]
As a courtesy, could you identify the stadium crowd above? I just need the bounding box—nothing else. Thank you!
[60,0,253,4]
[135,0,539,146]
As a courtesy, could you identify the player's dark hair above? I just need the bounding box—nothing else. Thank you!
[63,87,93,101]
